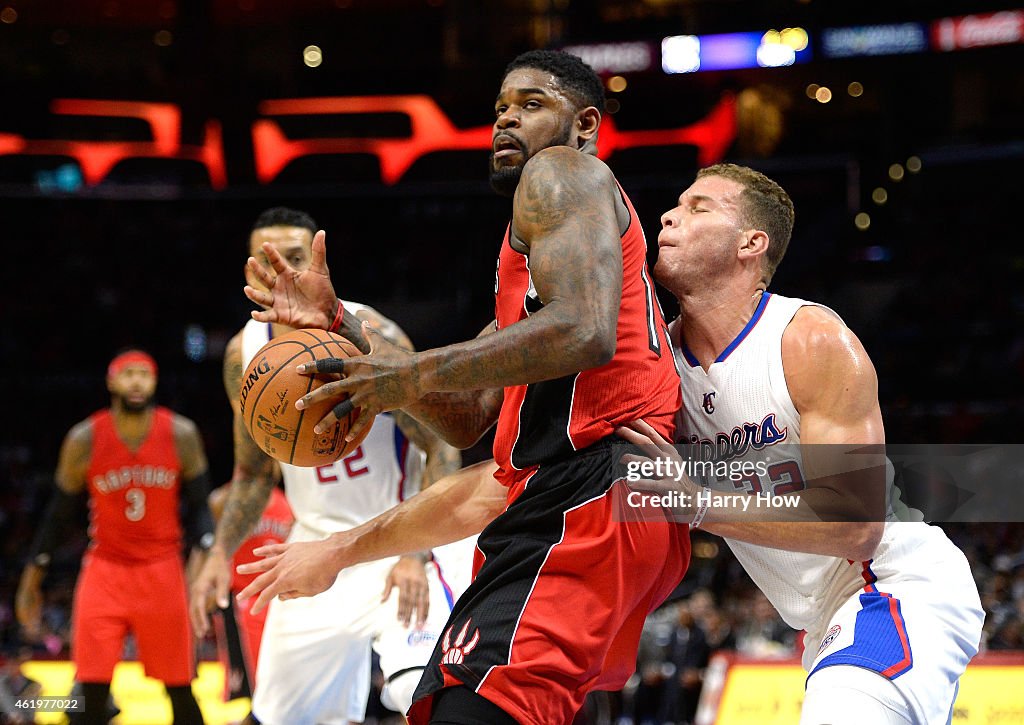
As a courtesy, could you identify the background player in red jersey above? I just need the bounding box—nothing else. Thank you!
[235,50,690,724]
[206,481,292,703]
[15,350,213,725]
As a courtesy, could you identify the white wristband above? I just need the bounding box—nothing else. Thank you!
[690,487,710,530]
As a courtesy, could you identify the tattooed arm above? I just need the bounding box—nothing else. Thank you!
[414,148,623,388]
[189,330,281,636]
[402,322,504,448]
[336,306,504,450]
[298,149,625,441]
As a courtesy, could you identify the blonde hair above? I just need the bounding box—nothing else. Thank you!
[698,163,794,284]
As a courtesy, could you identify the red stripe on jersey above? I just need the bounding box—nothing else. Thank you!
[85,407,183,562]
[492,185,681,486]
[879,592,913,678]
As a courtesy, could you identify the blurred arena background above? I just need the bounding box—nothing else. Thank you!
[0,1,1021,723]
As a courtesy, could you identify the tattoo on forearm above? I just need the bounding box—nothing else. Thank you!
[339,310,371,353]
[223,345,243,401]
[216,420,277,556]
[217,341,279,556]
[407,389,501,445]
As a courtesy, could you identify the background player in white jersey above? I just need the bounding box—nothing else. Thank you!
[189,207,464,724]
[621,163,985,724]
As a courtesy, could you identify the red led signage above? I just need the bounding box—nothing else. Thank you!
[0,99,227,188]
[253,93,737,184]
[932,10,1024,51]
[0,94,737,188]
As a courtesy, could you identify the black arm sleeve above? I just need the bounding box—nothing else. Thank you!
[28,487,86,567]
[180,469,216,551]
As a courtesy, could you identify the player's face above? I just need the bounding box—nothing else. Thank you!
[108,365,157,412]
[245,225,314,292]
[654,175,749,294]
[490,67,576,197]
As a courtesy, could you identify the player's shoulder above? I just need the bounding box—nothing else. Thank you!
[523,146,614,186]
[169,411,202,441]
[64,417,95,449]
[782,304,861,361]
[782,303,875,404]
[224,328,245,365]
[227,327,246,353]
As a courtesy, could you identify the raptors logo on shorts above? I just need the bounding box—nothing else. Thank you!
[440,619,480,665]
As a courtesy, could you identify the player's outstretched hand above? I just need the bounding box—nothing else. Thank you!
[295,321,424,443]
[235,539,343,615]
[245,229,339,330]
[189,548,232,638]
[382,556,430,629]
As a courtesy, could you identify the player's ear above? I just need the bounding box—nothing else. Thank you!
[576,106,601,150]
[738,229,770,261]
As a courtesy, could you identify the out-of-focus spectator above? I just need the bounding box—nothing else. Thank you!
[735,591,796,658]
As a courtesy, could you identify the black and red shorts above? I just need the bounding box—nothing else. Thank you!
[408,438,691,724]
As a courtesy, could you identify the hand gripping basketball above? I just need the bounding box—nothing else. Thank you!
[297,321,425,443]
[239,329,369,467]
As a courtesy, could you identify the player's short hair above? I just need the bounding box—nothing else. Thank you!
[504,50,606,113]
[252,207,318,235]
[698,164,795,285]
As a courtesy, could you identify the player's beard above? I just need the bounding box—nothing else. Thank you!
[488,120,574,198]
[116,393,156,414]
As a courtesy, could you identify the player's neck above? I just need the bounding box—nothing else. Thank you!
[677,285,764,369]
[110,404,155,448]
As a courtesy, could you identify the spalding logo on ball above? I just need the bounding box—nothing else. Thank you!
[239,329,370,467]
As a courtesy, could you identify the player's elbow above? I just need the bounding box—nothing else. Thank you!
[572,318,617,369]
[446,429,488,450]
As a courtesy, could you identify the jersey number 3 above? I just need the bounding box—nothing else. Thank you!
[125,489,146,521]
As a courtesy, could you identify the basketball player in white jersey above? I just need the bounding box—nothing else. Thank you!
[619,164,984,724]
[189,207,468,725]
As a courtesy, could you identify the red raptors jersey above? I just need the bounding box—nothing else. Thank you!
[231,487,293,593]
[85,407,183,562]
[493,185,681,486]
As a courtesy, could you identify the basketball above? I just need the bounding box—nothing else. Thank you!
[239,328,369,467]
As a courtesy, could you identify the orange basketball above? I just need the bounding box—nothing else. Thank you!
[239,328,370,467]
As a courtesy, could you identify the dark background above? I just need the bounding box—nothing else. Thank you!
[1,0,1022,700]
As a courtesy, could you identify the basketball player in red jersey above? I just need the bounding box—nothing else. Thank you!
[236,50,690,724]
[16,350,212,724]
[206,481,292,702]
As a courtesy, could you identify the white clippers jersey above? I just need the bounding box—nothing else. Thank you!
[241,313,425,542]
[674,292,895,633]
